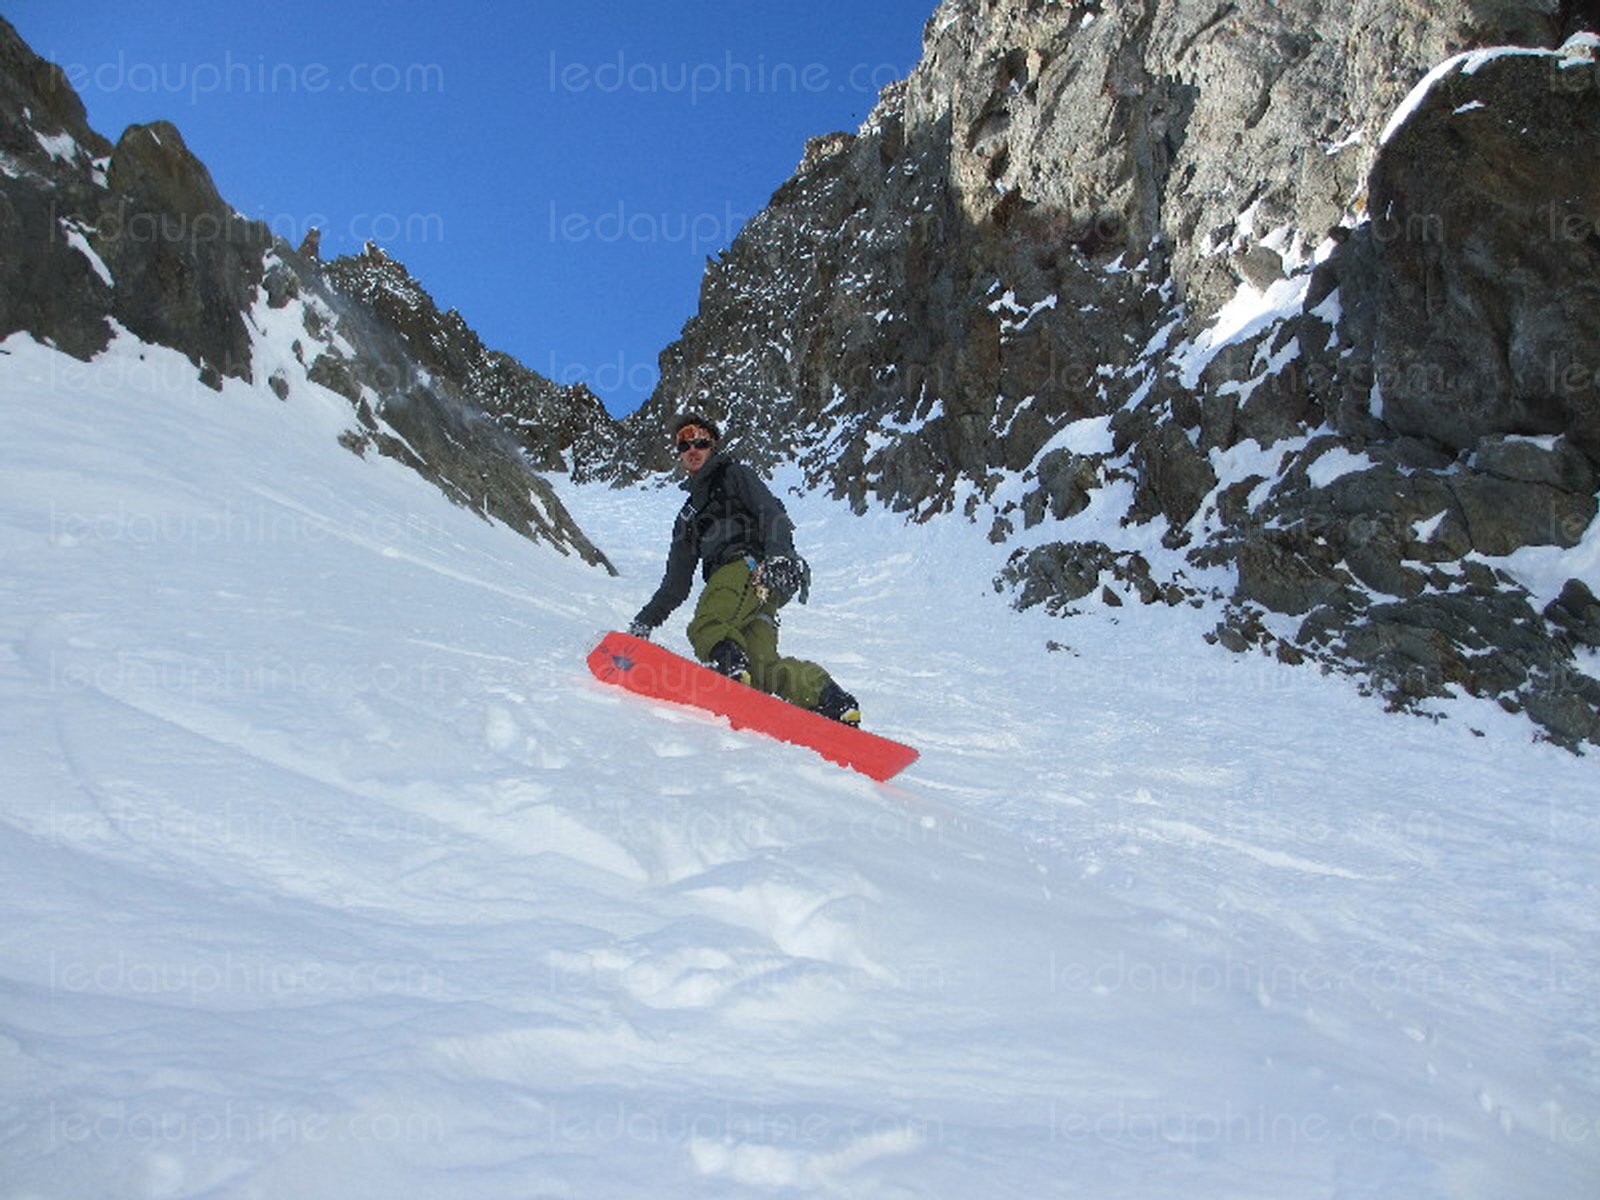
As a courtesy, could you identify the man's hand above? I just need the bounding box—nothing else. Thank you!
[627,619,654,640]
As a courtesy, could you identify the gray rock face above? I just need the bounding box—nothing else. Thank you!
[998,539,1200,611]
[0,17,614,573]
[324,245,620,482]
[621,0,1579,497]
[2,24,271,383]
[0,19,115,360]
[616,1,1600,748]
[1362,44,1600,459]
[97,120,273,387]
[1191,38,1600,747]
[297,246,615,569]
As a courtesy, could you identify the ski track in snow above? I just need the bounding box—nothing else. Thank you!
[1,332,1598,1198]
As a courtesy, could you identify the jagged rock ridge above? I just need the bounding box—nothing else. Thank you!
[617,0,1600,748]
[0,17,615,573]
[323,246,622,482]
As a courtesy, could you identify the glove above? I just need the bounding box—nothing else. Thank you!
[626,619,654,640]
[755,556,806,606]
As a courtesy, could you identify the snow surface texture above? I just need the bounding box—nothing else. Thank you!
[2,331,1598,1198]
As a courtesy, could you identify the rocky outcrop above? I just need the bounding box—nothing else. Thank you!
[1361,44,1600,460]
[619,0,1585,501]
[1177,38,1600,748]
[264,245,615,568]
[325,245,621,481]
[615,1,1600,749]
[0,20,116,361]
[97,120,275,387]
[996,539,1204,611]
[1,24,272,384]
[0,17,615,572]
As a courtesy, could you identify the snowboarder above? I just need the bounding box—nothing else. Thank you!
[628,415,861,726]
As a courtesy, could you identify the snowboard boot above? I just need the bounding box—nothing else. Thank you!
[813,681,861,727]
[707,638,753,686]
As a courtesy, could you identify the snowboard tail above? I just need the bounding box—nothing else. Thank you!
[587,631,918,782]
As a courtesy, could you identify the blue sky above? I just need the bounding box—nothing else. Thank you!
[9,1,937,414]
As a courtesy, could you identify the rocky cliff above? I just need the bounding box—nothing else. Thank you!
[0,17,614,573]
[322,245,622,482]
[619,0,1600,748]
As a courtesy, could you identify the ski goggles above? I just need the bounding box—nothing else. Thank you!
[676,435,715,453]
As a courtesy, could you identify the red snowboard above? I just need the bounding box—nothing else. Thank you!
[587,631,918,782]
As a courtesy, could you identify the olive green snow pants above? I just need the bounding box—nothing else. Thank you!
[686,559,832,709]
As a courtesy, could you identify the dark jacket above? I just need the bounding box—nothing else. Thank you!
[634,454,799,628]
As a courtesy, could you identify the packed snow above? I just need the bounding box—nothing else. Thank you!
[2,330,1597,1199]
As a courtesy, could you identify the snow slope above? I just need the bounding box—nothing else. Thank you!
[2,331,1597,1198]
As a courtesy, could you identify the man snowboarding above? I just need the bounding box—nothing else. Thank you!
[628,415,860,726]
